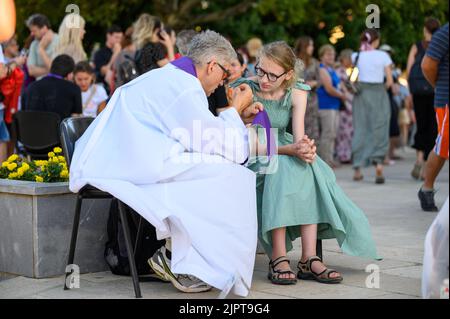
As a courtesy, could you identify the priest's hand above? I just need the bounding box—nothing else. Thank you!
[230,84,253,115]
[241,102,264,125]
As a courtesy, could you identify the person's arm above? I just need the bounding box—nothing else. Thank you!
[306,61,320,89]
[96,86,109,115]
[384,65,394,90]
[319,67,345,99]
[28,64,48,78]
[421,56,439,88]
[27,42,49,78]
[406,44,417,77]
[38,30,55,71]
[0,63,6,79]
[422,26,449,88]
[156,58,170,68]
[38,46,52,70]
[289,88,316,163]
[97,101,107,115]
[159,30,175,61]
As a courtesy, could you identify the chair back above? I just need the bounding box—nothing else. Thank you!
[59,117,95,167]
[13,111,61,159]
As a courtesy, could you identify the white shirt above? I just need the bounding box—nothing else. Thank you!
[81,84,108,117]
[352,50,393,83]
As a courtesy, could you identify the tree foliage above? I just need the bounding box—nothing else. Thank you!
[13,0,448,67]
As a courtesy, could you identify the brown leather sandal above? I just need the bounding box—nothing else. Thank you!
[297,256,343,284]
[268,256,297,285]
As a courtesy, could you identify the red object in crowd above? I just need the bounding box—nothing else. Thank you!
[0,67,24,124]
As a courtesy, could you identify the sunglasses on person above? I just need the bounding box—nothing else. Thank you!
[255,64,288,82]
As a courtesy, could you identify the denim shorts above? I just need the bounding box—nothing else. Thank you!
[0,109,10,142]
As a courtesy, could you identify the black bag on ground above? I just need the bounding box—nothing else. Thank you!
[408,41,434,96]
[104,199,165,276]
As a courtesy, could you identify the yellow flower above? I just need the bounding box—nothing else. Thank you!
[52,157,59,163]
[60,170,69,178]
[48,152,55,158]
[58,156,66,163]
[35,160,48,167]
[7,163,17,171]
[35,176,44,183]
[2,161,8,168]
[7,154,19,162]
[54,147,63,154]
[17,167,24,177]
[8,172,18,179]
[21,163,30,172]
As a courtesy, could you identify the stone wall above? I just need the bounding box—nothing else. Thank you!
[0,180,111,278]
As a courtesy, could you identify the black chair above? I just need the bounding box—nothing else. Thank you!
[317,240,323,260]
[13,111,61,159]
[60,117,143,298]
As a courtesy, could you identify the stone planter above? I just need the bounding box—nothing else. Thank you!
[0,179,111,278]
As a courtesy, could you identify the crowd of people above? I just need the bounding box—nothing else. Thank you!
[0,10,448,298]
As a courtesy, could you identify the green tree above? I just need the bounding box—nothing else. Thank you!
[13,0,448,67]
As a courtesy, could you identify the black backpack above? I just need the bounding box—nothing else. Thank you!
[116,53,141,87]
[104,199,165,276]
[408,41,434,96]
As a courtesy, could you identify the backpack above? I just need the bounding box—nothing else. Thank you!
[408,41,434,96]
[104,199,165,276]
[116,53,140,87]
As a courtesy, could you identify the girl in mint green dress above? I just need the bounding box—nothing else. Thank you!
[232,41,379,285]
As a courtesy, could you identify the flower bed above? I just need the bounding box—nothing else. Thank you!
[0,147,69,183]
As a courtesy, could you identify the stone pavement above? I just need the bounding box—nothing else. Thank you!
[0,147,448,299]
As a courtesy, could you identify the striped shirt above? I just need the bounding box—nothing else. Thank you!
[426,23,449,108]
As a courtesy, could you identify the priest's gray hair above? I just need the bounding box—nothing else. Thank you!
[187,30,237,65]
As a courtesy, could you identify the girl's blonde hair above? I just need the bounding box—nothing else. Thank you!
[318,44,335,58]
[257,41,304,89]
[55,14,87,63]
[132,14,161,50]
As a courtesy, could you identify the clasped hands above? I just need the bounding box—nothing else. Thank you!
[230,84,316,163]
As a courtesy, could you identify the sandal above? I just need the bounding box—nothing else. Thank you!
[268,256,297,285]
[297,256,343,284]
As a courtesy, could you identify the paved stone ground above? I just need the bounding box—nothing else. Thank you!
[0,147,448,299]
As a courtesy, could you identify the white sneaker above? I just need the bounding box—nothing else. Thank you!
[148,247,212,293]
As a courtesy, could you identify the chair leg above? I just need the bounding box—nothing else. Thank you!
[316,239,323,261]
[64,194,83,290]
[134,217,143,258]
[118,200,142,298]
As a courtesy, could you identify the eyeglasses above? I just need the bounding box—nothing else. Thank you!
[255,64,287,82]
[209,61,231,83]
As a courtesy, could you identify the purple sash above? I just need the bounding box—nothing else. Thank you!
[46,73,64,80]
[171,57,275,157]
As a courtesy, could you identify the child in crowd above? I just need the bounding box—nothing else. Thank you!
[74,61,108,117]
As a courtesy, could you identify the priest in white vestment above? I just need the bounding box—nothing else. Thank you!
[69,30,259,297]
